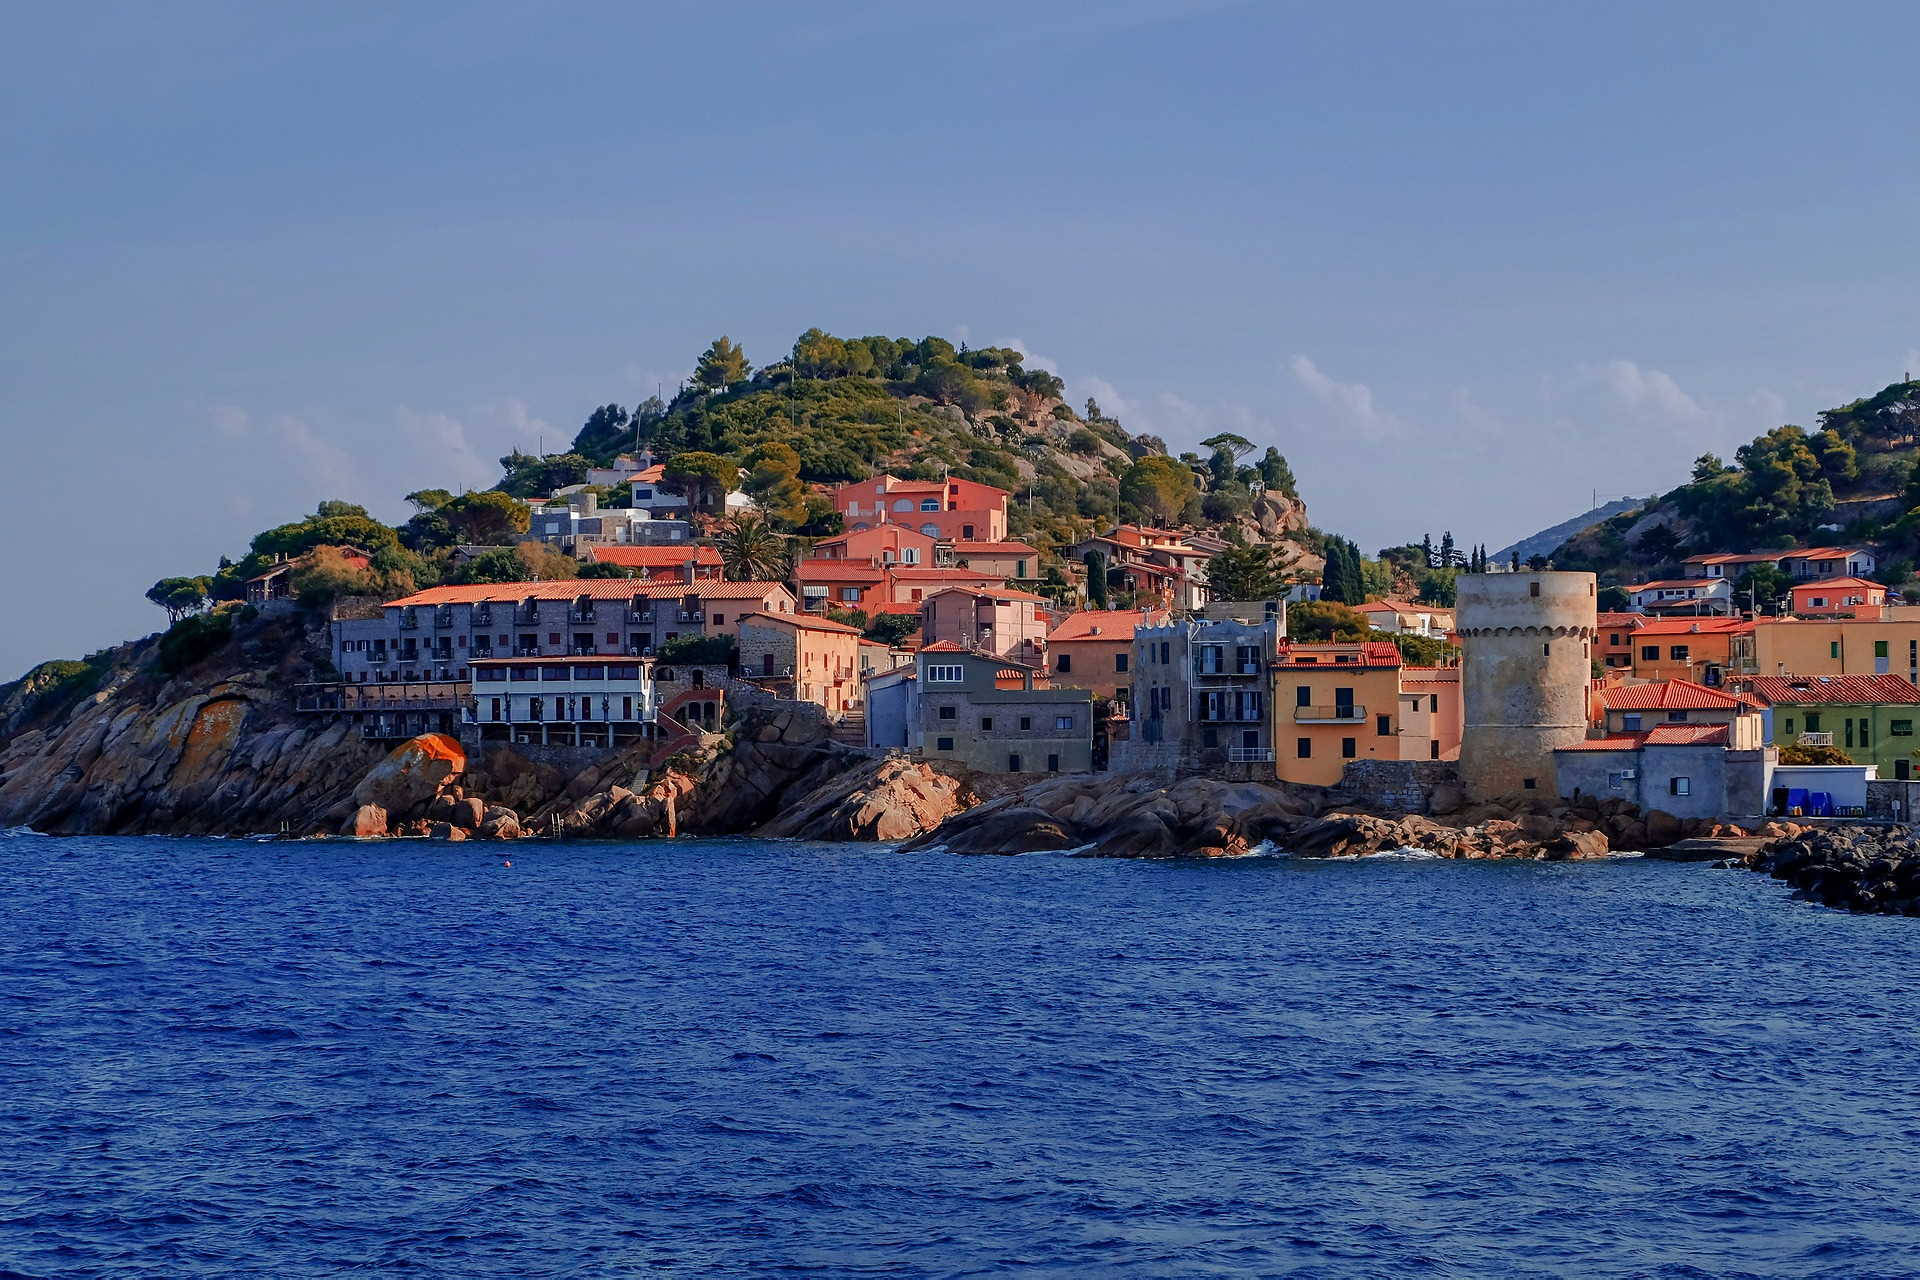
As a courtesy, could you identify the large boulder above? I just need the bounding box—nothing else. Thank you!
[341,803,388,838]
[352,733,465,820]
[757,757,975,842]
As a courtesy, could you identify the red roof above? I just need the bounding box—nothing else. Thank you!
[1047,609,1162,643]
[1275,641,1401,668]
[888,567,1001,581]
[919,640,967,653]
[737,610,863,635]
[1791,577,1883,593]
[588,545,722,569]
[1595,612,1647,630]
[791,558,887,583]
[1599,680,1758,711]
[1628,579,1721,592]
[1628,617,1753,636]
[1560,724,1732,750]
[383,580,792,607]
[1743,675,1920,706]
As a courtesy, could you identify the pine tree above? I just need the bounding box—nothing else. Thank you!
[1421,533,1435,569]
[1510,550,1520,572]
[1439,531,1456,568]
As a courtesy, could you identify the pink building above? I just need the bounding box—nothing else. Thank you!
[808,523,938,567]
[834,474,1010,542]
[919,585,1052,668]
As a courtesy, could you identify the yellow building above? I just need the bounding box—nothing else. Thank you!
[1273,641,1404,786]
[1745,614,1920,683]
[1627,617,1752,684]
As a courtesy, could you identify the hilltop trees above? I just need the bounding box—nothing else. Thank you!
[145,576,211,622]
[661,451,738,516]
[694,337,750,390]
[742,441,808,527]
[1287,600,1370,642]
[1204,543,1295,601]
[713,512,789,581]
[439,491,530,545]
[1120,456,1194,526]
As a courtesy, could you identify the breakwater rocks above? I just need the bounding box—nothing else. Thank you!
[1741,827,1920,916]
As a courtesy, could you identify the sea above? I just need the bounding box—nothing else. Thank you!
[3,831,1919,1279]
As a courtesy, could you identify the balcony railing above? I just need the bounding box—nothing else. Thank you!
[570,608,596,623]
[1197,708,1265,723]
[513,645,541,657]
[1800,731,1834,746]
[1295,704,1365,723]
[1228,747,1275,763]
[571,644,599,656]
[513,609,540,625]
[475,609,494,627]
[398,614,419,630]
[677,610,705,623]
[1195,663,1263,677]
[627,608,656,623]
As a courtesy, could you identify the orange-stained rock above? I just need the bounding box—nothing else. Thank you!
[352,734,466,820]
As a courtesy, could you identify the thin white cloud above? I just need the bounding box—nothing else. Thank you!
[1288,354,1405,441]
[991,337,1059,376]
[1600,359,1707,421]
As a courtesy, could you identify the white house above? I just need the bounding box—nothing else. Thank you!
[1626,577,1734,616]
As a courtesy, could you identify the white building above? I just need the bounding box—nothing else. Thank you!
[1626,577,1734,616]
[470,655,658,750]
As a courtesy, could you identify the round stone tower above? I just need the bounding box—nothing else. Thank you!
[1456,571,1597,801]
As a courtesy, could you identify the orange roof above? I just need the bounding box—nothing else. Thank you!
[588,545,722,568]
[1628,579,1721,592]
[1744,675,1920,706]
[1791,577,1883,592]
[888,567,1001,581]
[1560,724,1732,750]
[919,640,967,653]
[949,541,1041,556]
[1628,617,1753,636]
[1048,609,1162,643]
[383,580,791,607]
[791,558,887,583]
[1598,680,1757,711]
[1275,641,1401,668]
[737,610,863,635]
[1595,612,1647,629]
[1782,546,1862,561]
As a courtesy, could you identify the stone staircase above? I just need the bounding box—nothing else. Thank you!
[829,710,867,747]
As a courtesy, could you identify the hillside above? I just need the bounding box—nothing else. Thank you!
[1548,379,1920,592]
[1494,497,1648,567]
[496,330,1317,574]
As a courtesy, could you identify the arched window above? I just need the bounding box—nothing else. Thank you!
[893,499,913,512]
[920,499,940,511]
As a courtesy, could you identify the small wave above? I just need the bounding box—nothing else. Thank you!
[1362,846,1444,860]
[0,825,47,840]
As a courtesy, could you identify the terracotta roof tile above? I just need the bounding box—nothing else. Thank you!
[1598,680,1758,711]
[1743,675,1920,706]
[382,581,793,607]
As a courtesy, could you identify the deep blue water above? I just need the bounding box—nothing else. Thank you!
[4,834,1920,1278]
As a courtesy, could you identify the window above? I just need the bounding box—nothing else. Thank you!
[925,665,963,682]
[1641,646,1660,661]
[1669,646,1688,661]
[936,736,954,751]
[1430,741,1440,760]
[920,498,940,511]
[1669,777,1691,797]
[1667,710,1688,722]
[1296,737,1312,758]
[1055,715,1074,730]
[1784,718,1794,735]
[1893,720,1914,737]
[1202,728,1218,748]
[1115,653,1128,672]
[1529,581,1540,597]
[839,588,861,602]
[1160,642,1170,664]
[1522,778,1537,790]
[980,716,994,731]
[893,499,913,512]
[963,525,976,539]
[1806,713,1822,732]
[938,705,957,720]
[712,613,724,625]
[1008,753,1022,771]
[1341,737,1357,759]
[1056,653,1072,672]
[1048,753,1060,772]
[1623,713,1643,731]
[920,524,940,537]
[1876,641,1890,658]
[1019,716,1032,730]
[1297,685,1312,707]
[1376,714,1391,736]
[1830,642,1841,659]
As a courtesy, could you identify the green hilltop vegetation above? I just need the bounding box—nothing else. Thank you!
[1552,379,1920,597]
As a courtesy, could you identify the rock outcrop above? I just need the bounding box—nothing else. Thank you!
[757,756,976,842]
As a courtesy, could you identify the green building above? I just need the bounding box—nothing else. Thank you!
[1746,674,1920,780]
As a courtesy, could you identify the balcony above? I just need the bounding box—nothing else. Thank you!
[398,614,420,630]
[626,608,656,624]
[571,644,600,656]
[570,608,597,624]
[1194,663,1263,678]
[627,644,655,657]
[1800,731,1834,746]
[513,645,541,657]
[513,609,540,626]
[1197,708,1265,724]
[474,608,494,627]
[1295,704,1365,723]
[1228,747,1275,763]
[471,645,494,659]
[677,610,705,623]
[433,609,455,628]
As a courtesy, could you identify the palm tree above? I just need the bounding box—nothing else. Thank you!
[713,512,790,582]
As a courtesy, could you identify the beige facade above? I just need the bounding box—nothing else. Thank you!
[1398,666,1462,762]
[1746,616,1920,683]
[736,612,864,718]
[919,587,1051,667]
[1456,571,1598,800]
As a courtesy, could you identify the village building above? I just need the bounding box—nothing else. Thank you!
[1741,614,1920,681]
[1355,599,1455,639]
[1398,665,1464,762]
[1116,605,1282,777]
[862,662,919,751]
[1625,577,1734,616]
[918,586,1052,667]
[914,644,1092,774]
[1555,725,1772,821]
[1045,609,1167,703]
[245,546,374,604]
[1593,680,1764,738]
[1626,617,1751,684]
[528,490,695,552]
[469,656,658,751]
[1743,674,1920,781]
[735,611,864,718]
[1065,525,1214,611]
[1594,612,1647,670]
[943,540,1042,581]
[808,524,937,567]
[1789,577,1887,617]
[834,474,1010,542]
[1273,641,1405,787]
[584,544,724,581]
[1681,547,1879,583]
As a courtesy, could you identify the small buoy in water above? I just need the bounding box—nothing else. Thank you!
[503,860,513,868]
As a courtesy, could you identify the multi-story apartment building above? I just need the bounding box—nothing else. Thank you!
[528,490,696,552]
[470,656,659,751]
[1065,524,1215,611]
[1595,612,1647,670]
[1745,674,1920,780]
[919,585,1052,667]
[1625,577,1734,616]
[1628,617,1751,684]
[330,580,797,685]
[1741,613,1920,681]
[915,644,1091,774]
[1122,605,1282,776]
[1398,664,1463,762]
[1683,547,1878,582]
[1046,609,1167,703]
[736,611,864,718]
[1273,641,1405,786]
[1789,577,1886,617]
[835,474,1010,542]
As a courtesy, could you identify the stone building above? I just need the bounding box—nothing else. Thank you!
[1456,570,1597,800]
[916,643,1092,774]
[735,611,864,718]
[1116,605,1282,777]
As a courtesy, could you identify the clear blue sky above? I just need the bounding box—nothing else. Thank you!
[4,1,1917,677]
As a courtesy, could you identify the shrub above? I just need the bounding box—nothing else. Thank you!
[656,634,736,665]
[157,608,238,676]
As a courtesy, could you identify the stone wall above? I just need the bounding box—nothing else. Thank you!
[1867,779,1920,822]
[461,735,623,776]
[1339,759,1459,814]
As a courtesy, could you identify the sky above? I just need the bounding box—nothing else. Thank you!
[4,0,1918,678]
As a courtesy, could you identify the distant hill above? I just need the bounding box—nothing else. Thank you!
[1494,498,1647,566]
[1545,379,1920,592]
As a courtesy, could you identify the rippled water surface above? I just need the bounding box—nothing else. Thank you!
[4,832,1920,1278]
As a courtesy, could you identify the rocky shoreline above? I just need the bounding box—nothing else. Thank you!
[1738,827,1920,916]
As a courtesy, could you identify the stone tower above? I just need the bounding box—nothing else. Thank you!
[1456,571,1597,800]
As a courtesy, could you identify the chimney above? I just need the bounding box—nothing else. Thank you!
[684,557,697,583]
